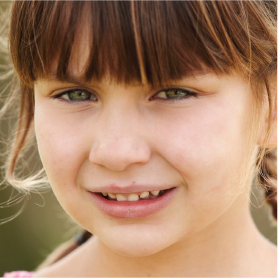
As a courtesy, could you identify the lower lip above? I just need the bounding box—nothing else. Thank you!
[89,187,178,219]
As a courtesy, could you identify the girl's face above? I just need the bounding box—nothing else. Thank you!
[34,63,256,256]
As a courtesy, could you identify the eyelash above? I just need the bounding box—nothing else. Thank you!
[53,88,198,103]
[150,88,198,102]
[53,89,97,103]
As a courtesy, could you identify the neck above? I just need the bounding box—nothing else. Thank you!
[82,193,274,277]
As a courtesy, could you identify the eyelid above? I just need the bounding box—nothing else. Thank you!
[151,86,199,99]
[156,86,199,94]
[52,87,98,99]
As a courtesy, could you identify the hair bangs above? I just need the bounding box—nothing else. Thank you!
[10,1,275,87]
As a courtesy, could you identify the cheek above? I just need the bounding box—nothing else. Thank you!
[153,97,249,195]
[149,97,252,233]
[34,103,100,227]
[34,104,91,190]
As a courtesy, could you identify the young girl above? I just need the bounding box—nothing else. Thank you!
[1,1,277,277]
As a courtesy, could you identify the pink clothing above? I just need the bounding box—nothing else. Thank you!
[3,271,34,278]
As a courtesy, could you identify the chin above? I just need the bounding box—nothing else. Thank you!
[105,238,169,257]
[99,227,175,257]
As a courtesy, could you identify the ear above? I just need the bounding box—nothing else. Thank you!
[257,79,277,147]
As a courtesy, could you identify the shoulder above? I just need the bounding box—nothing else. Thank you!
[3,271,34,278]
[33,237,93,277]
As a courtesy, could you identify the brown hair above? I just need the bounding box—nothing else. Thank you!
[0,0,276,269]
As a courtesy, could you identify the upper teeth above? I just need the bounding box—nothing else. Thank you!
[108,193,116,198]
[127,194,139,201]
[103,190,161,201]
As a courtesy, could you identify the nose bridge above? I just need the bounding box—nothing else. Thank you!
[104,104,135,138]
[101,101,139,142]
[89,103,151,171]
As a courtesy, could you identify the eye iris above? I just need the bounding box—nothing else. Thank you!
[166,89,187,98]
[68,91,90,101]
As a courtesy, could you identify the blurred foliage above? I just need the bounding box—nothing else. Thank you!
[0,76,81,274]
[0,187,81,275]
[0,3,80,275]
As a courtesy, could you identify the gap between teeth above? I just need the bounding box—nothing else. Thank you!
[103,190,161,201]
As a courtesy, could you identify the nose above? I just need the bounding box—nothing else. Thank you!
[89,109,151,171]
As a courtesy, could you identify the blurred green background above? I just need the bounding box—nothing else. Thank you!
[0,2,81,275]
[0,1,276,277]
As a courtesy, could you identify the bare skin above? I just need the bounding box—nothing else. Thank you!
[32,71,277,277]
[34,192,277,277]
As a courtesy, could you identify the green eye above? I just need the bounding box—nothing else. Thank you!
[155,89,189,99]
[68,90,90,101]
[53,89,98,105]
[61,90,97,101]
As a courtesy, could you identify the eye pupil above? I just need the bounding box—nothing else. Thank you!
[68,90,91,101]
[166,89,187,98]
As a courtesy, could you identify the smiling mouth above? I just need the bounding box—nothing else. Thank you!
[89,187,178,218]
[98,188,171,201]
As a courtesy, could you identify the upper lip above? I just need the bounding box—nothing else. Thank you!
[88,184,176,194]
